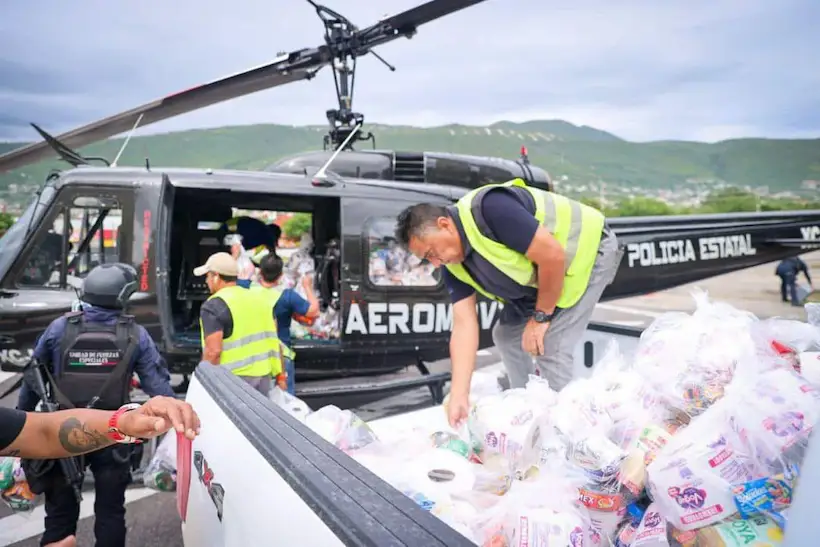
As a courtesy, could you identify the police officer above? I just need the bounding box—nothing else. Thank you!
[17,262,177,547]
[396,178,623,427]
[776,256,813,306]
[196,252,284,395]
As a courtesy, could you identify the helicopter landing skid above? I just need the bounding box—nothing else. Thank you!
[294,359,451,407]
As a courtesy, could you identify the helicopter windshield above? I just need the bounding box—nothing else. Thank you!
[0,183,57,281]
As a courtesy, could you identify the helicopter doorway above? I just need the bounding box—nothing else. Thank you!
[157,185,342,363]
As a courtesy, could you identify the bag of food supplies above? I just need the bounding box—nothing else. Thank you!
[269,386,313,423]
[0,457,40,513]
[143,432,178,492]
[469,465,594,547]
[304,405,378,452]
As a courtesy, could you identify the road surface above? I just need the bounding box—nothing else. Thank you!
[1,252,817,546]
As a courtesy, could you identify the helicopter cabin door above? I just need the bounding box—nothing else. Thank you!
[0,186,135,373]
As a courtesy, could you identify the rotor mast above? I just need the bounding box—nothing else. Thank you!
[309,0,395,151]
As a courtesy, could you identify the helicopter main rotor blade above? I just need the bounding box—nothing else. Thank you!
[355,0,488,51]
[0,0,489,174]
[0,51,329,173]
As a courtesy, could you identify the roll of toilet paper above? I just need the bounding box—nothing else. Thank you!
[399,448,477,497]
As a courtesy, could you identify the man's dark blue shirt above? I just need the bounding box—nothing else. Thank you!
[442,188,540,321]
[17,304,175,411]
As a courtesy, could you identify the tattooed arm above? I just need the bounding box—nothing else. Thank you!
[0,397,200,459]
[0,409,114,459]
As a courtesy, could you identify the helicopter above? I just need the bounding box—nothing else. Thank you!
[1,0,820,405]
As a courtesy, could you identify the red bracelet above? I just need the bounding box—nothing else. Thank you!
[107,403,143,444]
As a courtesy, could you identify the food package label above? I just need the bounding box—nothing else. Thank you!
[731,470,795,529]
[509,509,588,547]
[632,505,670,547]
[706,515,784,546]
[647,432,758,530]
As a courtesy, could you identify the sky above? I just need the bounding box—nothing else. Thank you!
[0,0,818,144]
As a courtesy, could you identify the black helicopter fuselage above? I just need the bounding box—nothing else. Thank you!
[0,163,523,381]
[2,163,820,387]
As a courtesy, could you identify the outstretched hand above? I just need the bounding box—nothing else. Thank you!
[118,396,201,441]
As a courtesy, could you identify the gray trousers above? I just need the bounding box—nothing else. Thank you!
[238,374,272,397]
[492,228,623,392]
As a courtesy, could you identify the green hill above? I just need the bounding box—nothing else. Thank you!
[1,120,818,207]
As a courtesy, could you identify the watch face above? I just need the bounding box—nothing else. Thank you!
[534,311,550,323]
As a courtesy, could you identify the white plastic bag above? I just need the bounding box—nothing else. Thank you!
[269,387,313,423]
[0,457,39,514]
[467,376,556,477]
[645,397,759,531]
[143,432,178,492]
[304,405,379,452]
[471,467,593,547]
[724,367,820,476]
[633,290,763,421]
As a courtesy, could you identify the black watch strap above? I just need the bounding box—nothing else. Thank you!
[532,309,554,323]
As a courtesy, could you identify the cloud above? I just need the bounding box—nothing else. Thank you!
[0,0,818,143]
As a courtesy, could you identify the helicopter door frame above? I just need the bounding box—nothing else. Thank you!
[4,185,134,294]
[0,185,134,372]
[154,173,177,353]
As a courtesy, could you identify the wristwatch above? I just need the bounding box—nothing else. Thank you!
[107,403,144,444]
[532,309,554,323]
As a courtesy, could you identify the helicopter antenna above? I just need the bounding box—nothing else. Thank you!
[111,113,144,167]
[314,123,362,182]
[307,0,395,151]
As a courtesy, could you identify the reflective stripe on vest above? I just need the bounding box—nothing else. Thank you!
[444,178,605,309]
[200,285,283,377]
[249,284,296,360]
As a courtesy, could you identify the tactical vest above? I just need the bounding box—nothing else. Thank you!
[249,285,296,360]
[445,178,605,310]
[200,285,283,377]
[54,311,140,410]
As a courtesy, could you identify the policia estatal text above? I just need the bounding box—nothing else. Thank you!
[16,263,176,547]
[397,178,622,427]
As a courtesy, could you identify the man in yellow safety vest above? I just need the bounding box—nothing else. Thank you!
[396,178,623,427]
[195,252,284,395]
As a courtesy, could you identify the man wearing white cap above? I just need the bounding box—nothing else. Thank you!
[195,252,284,395]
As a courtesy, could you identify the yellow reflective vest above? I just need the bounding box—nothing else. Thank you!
[249,284,297,360]
[200,285,283,377]
[444,178,605,309]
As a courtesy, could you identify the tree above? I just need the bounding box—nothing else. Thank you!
[699,187,758,213]
[0,212,14,235]
[282,213,312,240]
[609,197,674,217]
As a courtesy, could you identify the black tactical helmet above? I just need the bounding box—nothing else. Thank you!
[80,263,139,309]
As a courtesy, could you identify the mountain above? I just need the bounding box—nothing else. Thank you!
[1,120,818,207]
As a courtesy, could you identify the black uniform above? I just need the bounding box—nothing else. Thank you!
[16,263,174,547]
[776,257,813,306]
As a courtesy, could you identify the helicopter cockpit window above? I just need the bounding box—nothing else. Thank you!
[366,216,440,288]
[16,198,123,289]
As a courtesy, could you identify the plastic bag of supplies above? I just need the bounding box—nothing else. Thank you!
[0,457,40,513]
[143,432,178,492]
